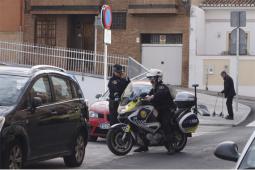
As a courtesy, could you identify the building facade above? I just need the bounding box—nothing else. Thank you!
[23,0,98,49]
[189,0,255,97]
[23,0,190,86]
[0,0,24,42]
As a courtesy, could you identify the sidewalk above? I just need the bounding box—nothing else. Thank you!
[197,93,251,126]
[176,88,252,127]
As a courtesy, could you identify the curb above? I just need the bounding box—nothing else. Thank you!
[233,106,252,127]
[175,88,253,127]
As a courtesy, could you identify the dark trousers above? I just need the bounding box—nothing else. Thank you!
[109,100,119,125]
[158,109,173,140]
[226,97,234,118]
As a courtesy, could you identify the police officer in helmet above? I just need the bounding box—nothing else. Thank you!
[108,64,130,125]
[134,69,176,153]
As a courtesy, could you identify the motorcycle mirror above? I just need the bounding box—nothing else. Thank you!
[140,93,148,98]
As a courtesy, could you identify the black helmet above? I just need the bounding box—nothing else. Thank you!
[113,64,123,73]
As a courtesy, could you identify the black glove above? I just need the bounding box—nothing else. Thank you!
[114,92,120,101]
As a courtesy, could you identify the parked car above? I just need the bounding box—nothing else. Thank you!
[0,65,89,169]
[88,80,153,141]
[214,130,255,169]
[88,90,110,141]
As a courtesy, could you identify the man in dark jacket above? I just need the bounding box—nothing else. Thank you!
[134,69,176,153]
[108,64,130,125]
[220,71,236,120]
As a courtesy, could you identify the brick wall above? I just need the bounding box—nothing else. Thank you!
[56,15,68,47]
[0,0,23,32]
[23,14,35,43]
[0,32,23,42]
[24,14,69,47]
[22,0,190,86]
[96,0,190,86]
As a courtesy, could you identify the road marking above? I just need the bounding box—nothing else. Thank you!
[193,131,225,137]
[247,121,255,127]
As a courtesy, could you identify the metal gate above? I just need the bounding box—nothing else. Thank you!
[142,44,183,85]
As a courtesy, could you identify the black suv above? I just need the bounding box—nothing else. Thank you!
[0,65,89,168]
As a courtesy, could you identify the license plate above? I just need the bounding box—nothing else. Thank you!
[99,123,110,129]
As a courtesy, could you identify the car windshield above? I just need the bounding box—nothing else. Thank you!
[0,75,28,106]
[239,138,255,169]
[121,83,152,103]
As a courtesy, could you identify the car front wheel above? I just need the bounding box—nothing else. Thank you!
[64,132,86,167]
[3,140,24,169]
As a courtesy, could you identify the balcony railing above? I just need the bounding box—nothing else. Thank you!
[30,0,99,14]
[128,0,178,14]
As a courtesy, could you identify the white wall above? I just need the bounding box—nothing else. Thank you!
[203,8,255,55]
[189,55,255,97]
[189,5,206,87]
[74,74,107,105]
[189,7,255,97]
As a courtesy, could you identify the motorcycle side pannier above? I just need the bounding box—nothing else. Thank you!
[177,112,199,133]
[174,92,195,108]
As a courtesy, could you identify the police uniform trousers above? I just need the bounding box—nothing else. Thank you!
[109,100,119,126]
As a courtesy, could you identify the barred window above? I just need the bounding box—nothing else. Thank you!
[141,34,183,44]
[112,12,126,30]
[228,31,248,55]
[35,16,56,46]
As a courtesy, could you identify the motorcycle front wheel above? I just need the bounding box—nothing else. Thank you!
[106,128,134,156]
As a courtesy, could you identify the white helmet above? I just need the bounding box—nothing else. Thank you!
[146,69,163,81]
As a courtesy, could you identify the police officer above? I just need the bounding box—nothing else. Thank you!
[108,64,130,125]
[134,69,176,153]
[219,71,236,120]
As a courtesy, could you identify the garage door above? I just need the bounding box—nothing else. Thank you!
[142,44,183,85]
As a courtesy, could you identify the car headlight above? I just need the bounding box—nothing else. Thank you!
[0,116,5,132]
[89,111,99,118]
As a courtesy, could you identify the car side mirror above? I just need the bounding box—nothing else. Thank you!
[32,97,42,108]
[214,141,240,162]
[95,94,102,99]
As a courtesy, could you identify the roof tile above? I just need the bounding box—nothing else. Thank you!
[201,0,255,7]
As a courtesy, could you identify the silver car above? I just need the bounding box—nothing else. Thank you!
[215,131,255,169]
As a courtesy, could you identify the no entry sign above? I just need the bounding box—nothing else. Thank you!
[101,5,112,30]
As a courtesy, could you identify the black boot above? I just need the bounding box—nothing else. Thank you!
[134,146,148,152]
[164,134,175,154]
[225,115,234,120]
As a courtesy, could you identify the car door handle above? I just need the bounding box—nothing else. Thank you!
[51,110,58,115]
[75,107,80,112]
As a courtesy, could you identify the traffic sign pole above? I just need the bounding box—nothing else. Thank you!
[104,43,108,92]
[101,5,112,92]
[235,27,239,112]
[231,11,246,112]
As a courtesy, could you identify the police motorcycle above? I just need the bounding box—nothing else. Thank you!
[106,80,200,156]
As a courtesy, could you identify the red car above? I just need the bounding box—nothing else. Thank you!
[88,91,110,141]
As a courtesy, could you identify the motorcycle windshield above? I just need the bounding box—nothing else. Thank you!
[120,83,152,106]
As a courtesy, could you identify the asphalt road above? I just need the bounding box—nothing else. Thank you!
[26,101,255,169]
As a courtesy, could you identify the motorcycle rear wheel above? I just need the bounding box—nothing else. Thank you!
[173,130,187,152]
[164,130,187,153]
[106,128,134,156]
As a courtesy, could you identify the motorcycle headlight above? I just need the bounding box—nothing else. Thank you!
[118,106,128,115]
[89,111,99,118]
[0,116,5,132]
